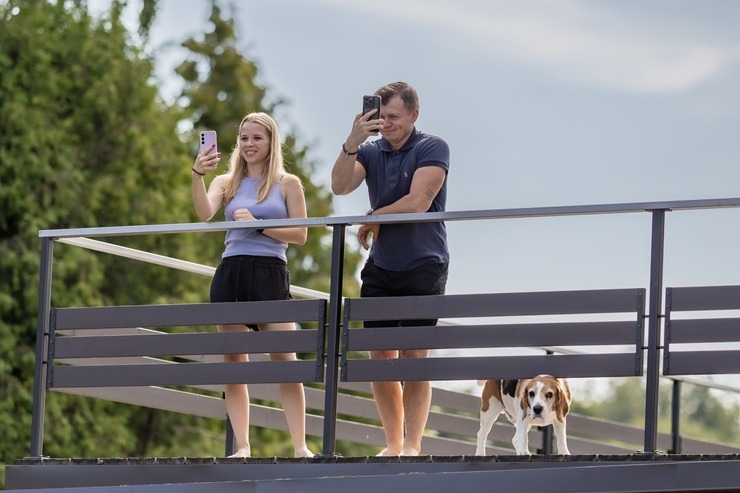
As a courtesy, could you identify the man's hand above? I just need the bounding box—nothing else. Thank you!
[357,223,380,250]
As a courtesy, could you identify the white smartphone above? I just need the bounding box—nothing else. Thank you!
[199,130,218,155]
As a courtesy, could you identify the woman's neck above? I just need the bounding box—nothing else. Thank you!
[244,162,266,179]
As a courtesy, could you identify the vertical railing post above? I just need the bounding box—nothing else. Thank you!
[30,237,54,458]
[224,415,236,457]
[540,349,554,455]
[671,379,682,454]
[644,209,666,453]
[321,224,346,456]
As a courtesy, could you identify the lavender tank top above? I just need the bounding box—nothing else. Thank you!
[222,177,288,261]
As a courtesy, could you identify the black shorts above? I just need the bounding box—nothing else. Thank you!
[360,258,448,328]
[210,255,292,330]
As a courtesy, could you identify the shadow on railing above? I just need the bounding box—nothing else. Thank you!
[30,198,740,458]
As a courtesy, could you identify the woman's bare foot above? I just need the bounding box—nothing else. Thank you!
[227,447,251,458]
[400,447,420,456]
[376,447,402,457]
[295,446,314,458]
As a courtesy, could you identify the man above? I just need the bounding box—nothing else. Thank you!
[331,81,450,456]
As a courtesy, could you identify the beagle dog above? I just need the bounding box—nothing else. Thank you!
[475,375,572,456]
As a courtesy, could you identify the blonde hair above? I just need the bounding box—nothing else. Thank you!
[223,112,285,203]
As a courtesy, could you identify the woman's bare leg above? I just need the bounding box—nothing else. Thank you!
[218,323,251,458]
[263,322,314,458]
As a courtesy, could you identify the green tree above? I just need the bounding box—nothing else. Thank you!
[0,1,221,483]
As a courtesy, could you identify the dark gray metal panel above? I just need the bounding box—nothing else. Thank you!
[343,353,641,381]
[52,360,321,387]
[565,414,672,450]
[244,461,740,493]
[8,457,740,492]
[680,436,740,454]
[344,289,645,320]
[667,285,740,311]
[54,299,326,330]
[346,321,639,351]
[2,481,255,493]
[664,350,740,375]
[54,330,319,358]
[53,386,226,419]
[667,318,740,344]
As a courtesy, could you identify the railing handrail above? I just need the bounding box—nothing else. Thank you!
[39,196,740,239]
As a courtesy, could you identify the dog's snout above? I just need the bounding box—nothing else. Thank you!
[533,405,543,415]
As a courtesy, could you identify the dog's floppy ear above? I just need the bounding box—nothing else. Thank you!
[518,380,531,415]
[554,380,571,423]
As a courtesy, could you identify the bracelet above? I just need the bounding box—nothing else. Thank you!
[191,167,206,176]
[342,142,358,156]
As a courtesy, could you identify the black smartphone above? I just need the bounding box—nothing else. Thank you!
[362,95,381,133]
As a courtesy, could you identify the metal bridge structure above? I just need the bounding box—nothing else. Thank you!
[6,197,740,492]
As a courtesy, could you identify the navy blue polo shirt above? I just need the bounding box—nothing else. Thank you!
[357,128,450,271]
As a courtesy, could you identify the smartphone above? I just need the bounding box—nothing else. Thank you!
[362,95,381,133]
[199,130,218,155]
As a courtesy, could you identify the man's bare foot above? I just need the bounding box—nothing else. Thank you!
[295,446,314,458]
[227,447,251,458]
[376,447,402,457]
[400,447,420,456]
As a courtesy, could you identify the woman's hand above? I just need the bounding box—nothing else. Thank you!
[192,145,221,175]
[233,208,257,221]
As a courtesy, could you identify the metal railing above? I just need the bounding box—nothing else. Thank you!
[30,197,740,458]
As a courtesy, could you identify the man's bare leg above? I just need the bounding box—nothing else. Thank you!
[400,380,431,455]
[400,349,431,456]
[370,349,404,456]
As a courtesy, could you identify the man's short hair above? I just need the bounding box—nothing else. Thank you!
[376,81,419,112]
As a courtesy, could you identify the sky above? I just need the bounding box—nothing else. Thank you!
[92,0,740,398]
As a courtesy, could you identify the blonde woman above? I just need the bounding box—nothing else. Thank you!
[192,112,313,458]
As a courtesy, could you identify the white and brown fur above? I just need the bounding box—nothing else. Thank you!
[475,375,572,455]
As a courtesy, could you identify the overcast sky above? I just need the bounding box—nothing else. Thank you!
[129,0,740,294]
[92,0,740,397]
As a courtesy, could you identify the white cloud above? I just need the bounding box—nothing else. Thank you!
[317,0,736,93]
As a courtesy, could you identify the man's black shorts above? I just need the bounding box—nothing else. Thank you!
[210,255,291,329]
[360,258,448,328]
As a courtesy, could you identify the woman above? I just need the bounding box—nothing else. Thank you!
[191,112,313,458]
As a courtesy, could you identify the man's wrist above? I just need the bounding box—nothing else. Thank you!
[342,142,359,157]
